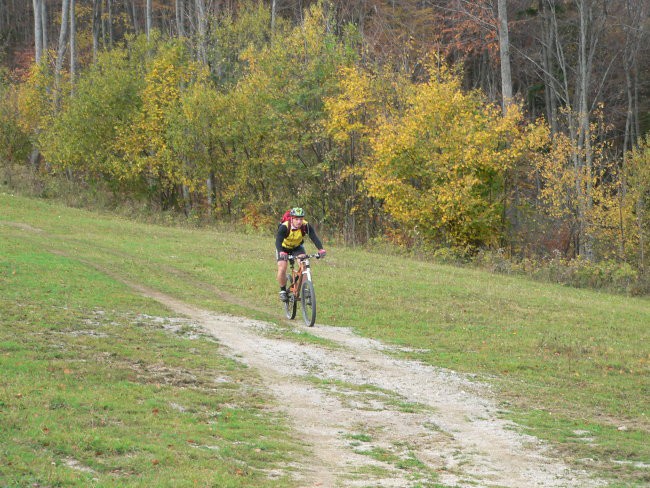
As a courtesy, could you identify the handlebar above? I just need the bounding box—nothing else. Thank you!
[288,253,321,260]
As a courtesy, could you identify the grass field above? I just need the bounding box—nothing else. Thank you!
[1,192,649,487]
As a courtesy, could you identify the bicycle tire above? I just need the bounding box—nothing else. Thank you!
[301,279,316,327]
[284,273,297,319]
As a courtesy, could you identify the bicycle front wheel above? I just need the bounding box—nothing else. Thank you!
[284,273,297,319]
[300,279,316,327]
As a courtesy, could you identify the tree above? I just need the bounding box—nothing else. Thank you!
[114,39,200,209]
[146,0,153,40]
[366,62,548,249]
[38,45,144,181]
[617,0,648,153]
[324,63,407,244]
[497,0,513,113]
[70,0,76,84]
[0,71,31,175]
[624,135,650,271]
[175,0,185,37]
[32,0,44,64]
[55,0,71,97]
[195,0,207,63]
[92,0,102,61]
[223,2,358,224]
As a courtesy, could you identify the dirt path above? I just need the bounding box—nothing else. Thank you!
[133,284,602,488]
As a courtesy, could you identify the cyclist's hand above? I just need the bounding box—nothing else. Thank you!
[318,249,327,259]
[278,252,289,261]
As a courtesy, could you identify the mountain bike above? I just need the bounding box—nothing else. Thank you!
[283,253,320,327]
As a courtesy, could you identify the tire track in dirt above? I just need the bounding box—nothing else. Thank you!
[129,285,603,488]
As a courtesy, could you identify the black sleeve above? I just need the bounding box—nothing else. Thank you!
[305,223,323,250]
[275,224,289,253]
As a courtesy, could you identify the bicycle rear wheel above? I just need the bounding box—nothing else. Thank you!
[301,279,316,327]
[284,273,297,319]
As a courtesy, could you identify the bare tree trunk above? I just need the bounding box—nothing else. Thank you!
[497,0,513,114]
[30,148,40,172]
[92,0,101,61]
[32,0,43,63]
[176,0,185,37]
[271,0,276,30]
[195,0,207,63]
[41,0,48,56]
[55,0,71,96]
[206,172,216,216]
[576,0,593,259]
[107,0,113,46]
[621,0,645,152]
[540,0,557,135]
[128,0,140,35]
[146,0,152,40]
[639,198,646,272]
[182,184,191,215]
[70,0,76,84]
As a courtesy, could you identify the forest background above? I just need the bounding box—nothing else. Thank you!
[1,0,649,294]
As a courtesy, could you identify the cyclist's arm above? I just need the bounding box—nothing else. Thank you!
[275,224,289,253]
[305,223,324,250]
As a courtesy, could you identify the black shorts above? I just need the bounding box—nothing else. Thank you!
[276,245,306,261]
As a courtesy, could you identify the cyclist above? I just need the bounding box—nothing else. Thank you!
[276,207,326,302]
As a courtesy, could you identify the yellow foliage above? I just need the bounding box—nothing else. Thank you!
[16,63,55,136]
[324,66,375,142]
[364,63,544,247]
[114,43,203,188]
[534,108,627,259]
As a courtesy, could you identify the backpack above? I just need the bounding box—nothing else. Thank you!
[279,210,307,236]
[280,209,292,223]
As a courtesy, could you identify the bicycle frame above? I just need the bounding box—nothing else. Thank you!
[288,254,317,299]
[283,253,320,326]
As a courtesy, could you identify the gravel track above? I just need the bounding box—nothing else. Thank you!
[134,285,603,488]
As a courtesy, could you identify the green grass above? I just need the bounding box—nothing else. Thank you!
[1,192,649,486]
[0,226,301,486]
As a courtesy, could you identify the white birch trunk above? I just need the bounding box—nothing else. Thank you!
[55,0,71,96]
[107,0,113,46]
[195,0,207,63]
[206,172,215,215]
[32,0,43,63]
[497,0,513,114]
[146,0,153,41]
[41,0,48,56]
[92,0,101,62]
[70,0,76,84]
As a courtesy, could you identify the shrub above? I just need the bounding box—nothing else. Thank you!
[464,248,644,295]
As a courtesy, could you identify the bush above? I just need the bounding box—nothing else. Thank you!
[462,248,645,295]
[0,73,31,170]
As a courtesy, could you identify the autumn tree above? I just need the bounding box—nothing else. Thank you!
[220,2,359,226]
[324,63,410,244]
[114,37,201,209]
[0,70,31,178]
[38,44,145,183]
[623,135,650,272]
[365,62,549,249]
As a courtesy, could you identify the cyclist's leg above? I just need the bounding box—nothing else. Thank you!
[276,248,290,288]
